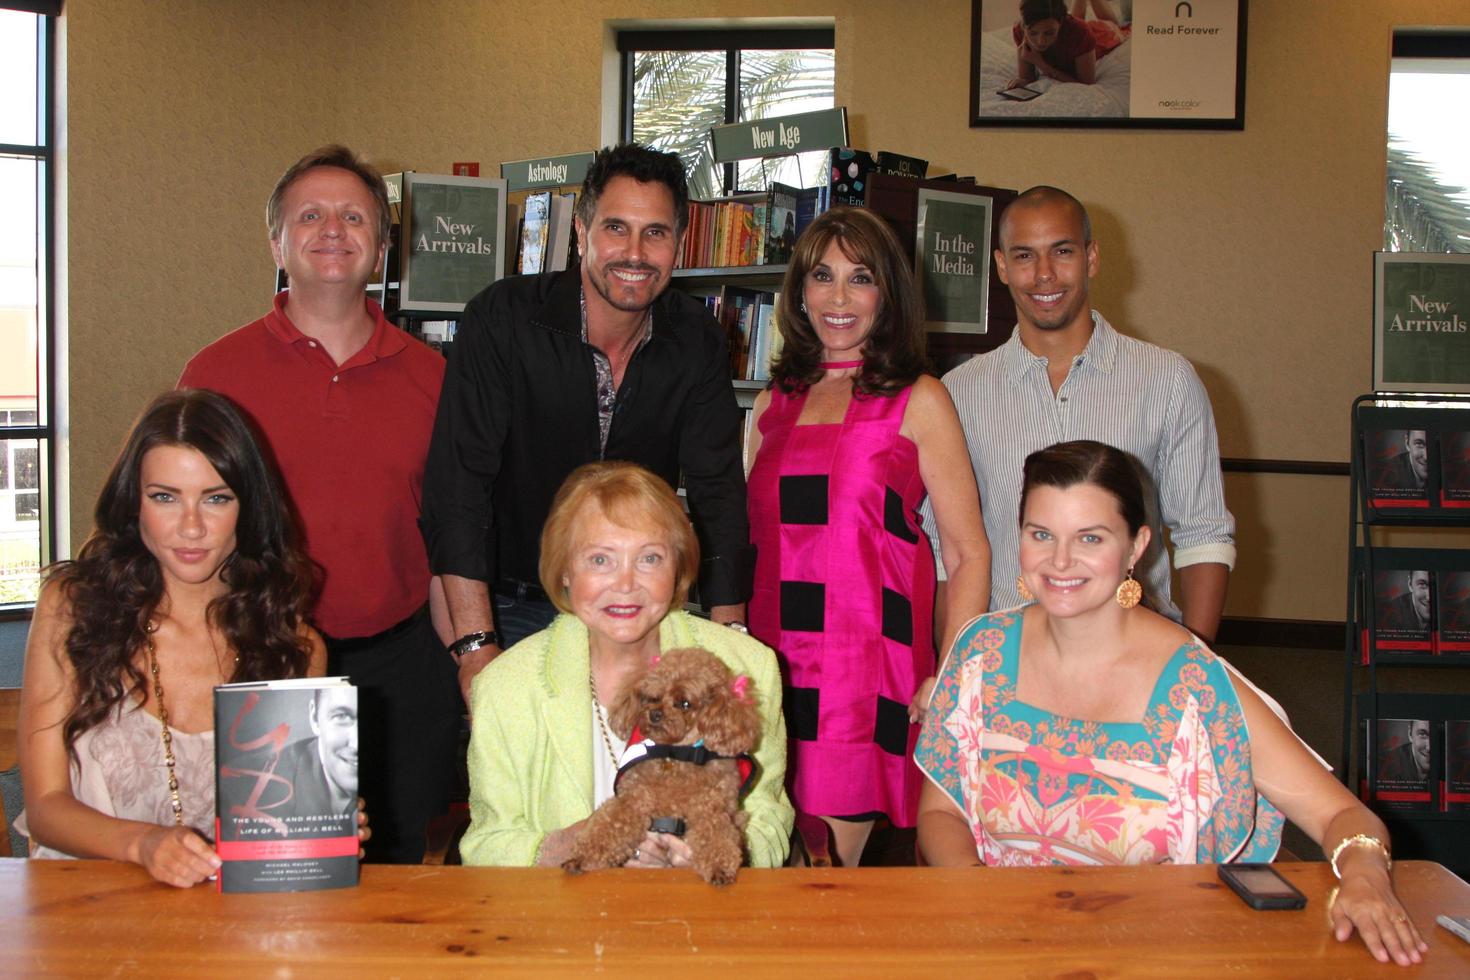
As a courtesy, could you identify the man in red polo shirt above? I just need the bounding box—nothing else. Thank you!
[179,146,458,863]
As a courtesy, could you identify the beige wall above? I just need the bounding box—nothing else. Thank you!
[61,0,1470,622]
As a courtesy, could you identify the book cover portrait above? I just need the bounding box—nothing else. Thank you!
[1370,717,1433,810]
[1371,568,1434,654]
[215,681,359,892]
[1367,428,1431,507]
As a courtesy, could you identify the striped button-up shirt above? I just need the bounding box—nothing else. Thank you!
[921,311,1236,621]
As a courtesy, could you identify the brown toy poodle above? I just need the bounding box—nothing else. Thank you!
[563,647,761,885]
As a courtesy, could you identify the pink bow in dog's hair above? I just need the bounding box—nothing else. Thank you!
[731,675,751,702]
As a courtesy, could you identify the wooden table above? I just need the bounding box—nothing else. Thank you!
[2,859,1468,977]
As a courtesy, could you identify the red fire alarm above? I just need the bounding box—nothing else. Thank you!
[452,162,480,177]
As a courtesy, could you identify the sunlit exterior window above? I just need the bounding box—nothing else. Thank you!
[1386,34,1470,253]
[622,30,835,199]
[0,5,53,607]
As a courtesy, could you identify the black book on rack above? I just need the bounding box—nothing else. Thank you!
[1446,720,1470,812]
[874,150,928,180]
[826,147,877,209]
[1368,568,1435,657]
[1440,429,1470,507]
[1364,717,1433,811]
[793,186,823,237]
[765,183,800,266]
[1437,570,1470,657]
[215,678,360,893]
[1366,428,1431,508]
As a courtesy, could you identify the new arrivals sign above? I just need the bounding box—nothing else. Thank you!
[1374,252,1470,394]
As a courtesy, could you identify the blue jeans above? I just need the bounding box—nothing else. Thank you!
[494,593,558,649]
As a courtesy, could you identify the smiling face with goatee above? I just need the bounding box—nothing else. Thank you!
[575,175,680,318]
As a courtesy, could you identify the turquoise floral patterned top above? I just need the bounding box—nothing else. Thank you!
[915,607,1284,865]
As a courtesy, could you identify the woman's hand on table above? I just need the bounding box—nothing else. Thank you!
[623,831,693,869]
[134,826,220,888]
[1330,857,1428,966]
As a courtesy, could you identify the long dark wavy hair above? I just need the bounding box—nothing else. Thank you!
[771,206,927,397]
[52,389,316,757]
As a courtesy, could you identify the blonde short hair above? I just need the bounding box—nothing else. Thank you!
[538,462,700,615]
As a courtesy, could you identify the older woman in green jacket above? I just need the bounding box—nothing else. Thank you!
[460,461,793,868]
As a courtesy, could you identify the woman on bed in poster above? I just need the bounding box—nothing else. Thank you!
[745,205,989,868]
[915,440,1428,967]
[18,389,366,887]
[1008,0,1129,89]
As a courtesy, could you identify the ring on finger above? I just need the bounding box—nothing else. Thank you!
[634,848,641,861]
[1393,913,1408,923]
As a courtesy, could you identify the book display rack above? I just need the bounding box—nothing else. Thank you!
[1344,393,1470,875]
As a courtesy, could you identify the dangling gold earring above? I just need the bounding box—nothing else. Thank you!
[1115,567,1142,609]
[1016,574,1034,602]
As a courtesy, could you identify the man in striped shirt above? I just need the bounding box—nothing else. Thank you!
[925,185,1235,643]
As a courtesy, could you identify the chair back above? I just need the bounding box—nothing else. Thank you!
[0,687,21,858]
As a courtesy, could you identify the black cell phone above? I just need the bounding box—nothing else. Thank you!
[1217,864,1308,910]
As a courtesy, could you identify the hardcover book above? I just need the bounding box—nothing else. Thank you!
[215,678,359,893]
[545,192,576,273]
[1366,428,1431,508]
[1437,570,1470,655]
[519,191,552,275]
[874,150,928,180]
[1447,720,1470,811]
[749,296,779,382]
[1440,430,1470,507]
[765,183,800,266]
[1365,717,1433,810]
[377,172,406,293]
[827,147,877,209]
[1368,568,1435,656]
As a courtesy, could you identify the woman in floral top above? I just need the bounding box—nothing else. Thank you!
[916,440,1427,967]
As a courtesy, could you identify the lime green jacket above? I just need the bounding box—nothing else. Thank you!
[460,611,794,867]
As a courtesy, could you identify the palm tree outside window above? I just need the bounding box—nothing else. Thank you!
[620,29,835,199]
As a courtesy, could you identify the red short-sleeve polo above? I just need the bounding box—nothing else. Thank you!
[180,293,444,638]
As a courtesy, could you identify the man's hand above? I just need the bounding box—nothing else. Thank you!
[456,644,501,712]
[708,604,747,627]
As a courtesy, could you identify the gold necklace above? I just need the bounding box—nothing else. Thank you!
[145,621,184,827]
[588,665,621,764]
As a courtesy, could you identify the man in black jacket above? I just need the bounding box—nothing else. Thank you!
[422,144,751,704]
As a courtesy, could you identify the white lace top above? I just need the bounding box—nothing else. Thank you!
[17,699,216,858]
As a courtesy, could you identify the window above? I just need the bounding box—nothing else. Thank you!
[620,28,835,199]
[1386,31,1470,253]
[0,3,55,607]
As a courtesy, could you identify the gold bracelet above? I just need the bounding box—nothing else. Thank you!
[1329,833,1391,879]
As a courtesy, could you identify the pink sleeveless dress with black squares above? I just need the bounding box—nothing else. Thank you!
[748,383,936,826]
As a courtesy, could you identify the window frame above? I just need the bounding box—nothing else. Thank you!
[618,27,835,196]
[1385,29,1470,255]
[0,2,58,613]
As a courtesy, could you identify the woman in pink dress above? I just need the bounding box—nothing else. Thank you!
[746,206,990,867]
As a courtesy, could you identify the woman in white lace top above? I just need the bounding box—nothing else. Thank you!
[18,389,324,886]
